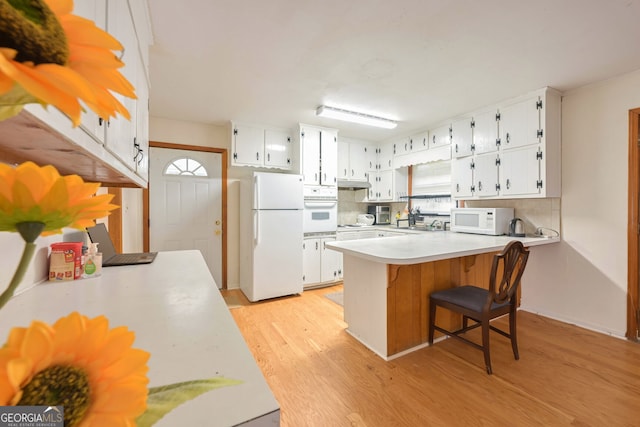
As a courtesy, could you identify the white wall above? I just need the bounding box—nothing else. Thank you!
[520,69,640,337]
[148,117,249,289]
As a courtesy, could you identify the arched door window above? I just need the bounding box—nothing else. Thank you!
[164,157,209,177]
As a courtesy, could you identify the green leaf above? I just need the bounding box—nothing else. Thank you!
[136,377,242,427]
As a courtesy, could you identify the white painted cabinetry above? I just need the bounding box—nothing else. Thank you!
[231,123,293,169]
[451,117,473,158]
[0,0,151,187]
[300,124,338,186]
[429,124,452,148]
[303,236,341,288]
[450,87,561,199]
[338,138,370,182]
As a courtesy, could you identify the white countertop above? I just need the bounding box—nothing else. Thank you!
[326,231,559,265]
[0,250,279,426]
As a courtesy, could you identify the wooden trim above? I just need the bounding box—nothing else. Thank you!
[386,252,499,355]
[107,188,123,253]
[627,108,640,340]
[145,141,229,289]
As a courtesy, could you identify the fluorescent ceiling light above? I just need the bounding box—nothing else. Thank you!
[316,105,397,129]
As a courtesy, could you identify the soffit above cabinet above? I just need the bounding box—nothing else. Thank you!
[0,109,146,188]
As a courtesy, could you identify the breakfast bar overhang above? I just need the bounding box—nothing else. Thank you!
[325,232,559,360]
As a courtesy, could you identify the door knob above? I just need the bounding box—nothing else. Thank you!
[215,230,221,236]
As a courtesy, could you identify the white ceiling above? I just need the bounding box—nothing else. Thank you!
[147,0,640,142]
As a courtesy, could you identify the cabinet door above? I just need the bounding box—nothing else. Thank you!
[499,97,541,150]
[74,0,107,144]
[321,237,340,283]
[134,53,149,179]
[365,144,378,171]
[378,142,394,171]
[264,129,292,169]
[394,137,411,156]
[377,170,394,201]
[430,124,451,148]
[302,238,321,285]
[473,109,499,154]
[301,127,321,185]
[410,131,429,153]
[499,145,541,196]
[367,172,378,200]
[320,130,337,186]
[452,117,473,158]
[348,141,368,181]
[337,140,350,180]
[474,152,499,197]
[233,124,264,167]
[105,0,138,170]
[451,157,474,198]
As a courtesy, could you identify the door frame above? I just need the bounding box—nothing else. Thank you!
[144,141,229,289]
[627,108,640,340]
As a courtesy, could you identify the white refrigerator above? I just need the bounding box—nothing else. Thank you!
[240,172,304,302]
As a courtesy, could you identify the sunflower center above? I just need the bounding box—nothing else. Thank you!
[17,365,90,427]
[0,0,69,65]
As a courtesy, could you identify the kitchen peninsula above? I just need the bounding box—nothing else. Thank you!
[325,232,559,360]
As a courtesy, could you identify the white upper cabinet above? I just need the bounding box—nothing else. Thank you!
[472,109,500,154]
[348,141,369,181]
[451,87,561,200]
[451,117,474,158]
[231,123,293,170]
[232,123,265,167]
[105,0,139,172]
[300,125,337,186]
[411,131,430,153]
[337,138,369,182]
[473,152,499,197]
[0,0,151,187]
[451,156,474,198]
[498,96,542,149]
[264,129,293,169]
[378,142,395,171]
[429,124,452,148]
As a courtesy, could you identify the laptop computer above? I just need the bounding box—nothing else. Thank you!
[86,223,157,267]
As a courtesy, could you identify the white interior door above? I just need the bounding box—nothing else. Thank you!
[149,147,223,287]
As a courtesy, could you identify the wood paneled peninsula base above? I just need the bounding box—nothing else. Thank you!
[325,232,558,360]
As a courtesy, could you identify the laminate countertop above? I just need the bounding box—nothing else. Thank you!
[0,250,279,426]
[325,231,559,265]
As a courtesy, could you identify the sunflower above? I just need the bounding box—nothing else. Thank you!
[0,161,118,236]
[0,312,150,427]
[0,0,136,126]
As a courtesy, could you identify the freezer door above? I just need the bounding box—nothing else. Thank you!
[251,210,303,300]
[254,172,304,210]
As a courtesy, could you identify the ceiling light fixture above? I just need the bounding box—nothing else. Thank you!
[316,105,397,129]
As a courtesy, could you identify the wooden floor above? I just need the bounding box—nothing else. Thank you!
[223,285,640,426]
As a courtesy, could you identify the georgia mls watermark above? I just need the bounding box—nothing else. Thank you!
[0,406,63,427]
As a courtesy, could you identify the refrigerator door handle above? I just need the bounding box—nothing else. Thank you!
[253,210,259,245]
[253,175,260,209]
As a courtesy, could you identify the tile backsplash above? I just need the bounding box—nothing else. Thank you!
[338,189,561,236]
[464,198,561,236]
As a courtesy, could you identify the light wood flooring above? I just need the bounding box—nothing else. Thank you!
[223,285,640,426]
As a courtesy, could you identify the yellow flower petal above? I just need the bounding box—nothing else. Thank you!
[0,162,117,234]
[0,312,149,426]
[2,0,135,123]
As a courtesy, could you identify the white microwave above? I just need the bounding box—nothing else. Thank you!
[450,208,514,235]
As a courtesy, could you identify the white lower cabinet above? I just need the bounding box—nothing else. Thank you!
[303,237,341,288]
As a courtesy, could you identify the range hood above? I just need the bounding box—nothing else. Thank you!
[337,179,371,190]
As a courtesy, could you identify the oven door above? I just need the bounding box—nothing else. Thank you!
[303,199,338,233]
